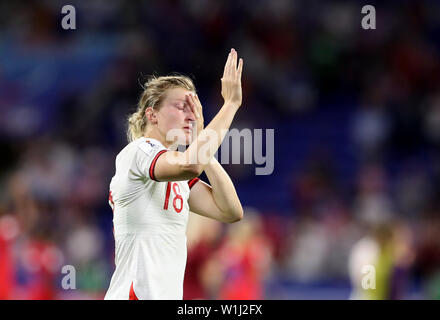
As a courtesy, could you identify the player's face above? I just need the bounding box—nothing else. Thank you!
[156,87,196,145]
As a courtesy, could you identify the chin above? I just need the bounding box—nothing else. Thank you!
[184,134,193,145]
[175,134,192,146]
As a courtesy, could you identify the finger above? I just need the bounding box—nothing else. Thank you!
[227,49,237,78]
[226,48,236,78]
[194,94,203,115]
[185,94,196,115]
[194,94,202,108]
[222,54,229,78]
[236,58,243,81]
[223,50,233,78]
[231,49,238,76]
[188,94,199,118]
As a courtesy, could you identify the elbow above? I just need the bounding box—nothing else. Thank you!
[224,207,244,223]
[181,164,203,179]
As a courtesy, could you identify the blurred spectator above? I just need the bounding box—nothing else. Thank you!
[0,213,18,299]
[0,0,439,300]
[353,164,393,226]
[184,214,223,300]
[348,219,415,300]
[414,216,440,299]
[201,208,273,299]
[284,216,330,282]
[351,85,390,162]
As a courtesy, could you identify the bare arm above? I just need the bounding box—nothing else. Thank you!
[188,157,243,223]
[153,49,243,181]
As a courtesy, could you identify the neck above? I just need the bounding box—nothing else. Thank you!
[144,126,173,149]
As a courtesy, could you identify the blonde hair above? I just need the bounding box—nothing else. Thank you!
[127,74,196,142]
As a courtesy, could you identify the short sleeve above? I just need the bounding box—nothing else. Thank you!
[188,178,200,189]
[135,140,168,181]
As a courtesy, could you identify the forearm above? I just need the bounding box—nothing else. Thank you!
[203,157,243,220]
[185,102,239,167]
[182,48,243,175]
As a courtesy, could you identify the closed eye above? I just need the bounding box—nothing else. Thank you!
[174,103,188,111]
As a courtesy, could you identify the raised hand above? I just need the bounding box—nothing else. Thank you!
[221,48,243,107]
[185,93,204,134]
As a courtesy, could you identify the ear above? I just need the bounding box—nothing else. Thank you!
[145,107,157,124]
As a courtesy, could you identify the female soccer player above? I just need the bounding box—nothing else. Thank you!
[104,49,244,300]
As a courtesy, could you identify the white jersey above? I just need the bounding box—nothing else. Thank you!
[104,137,199,300]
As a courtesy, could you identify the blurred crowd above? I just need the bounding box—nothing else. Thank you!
[1,0,440,299]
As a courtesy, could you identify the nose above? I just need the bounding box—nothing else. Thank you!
[185,104,195,121]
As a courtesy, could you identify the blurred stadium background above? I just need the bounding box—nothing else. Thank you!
[1,0,440,300]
